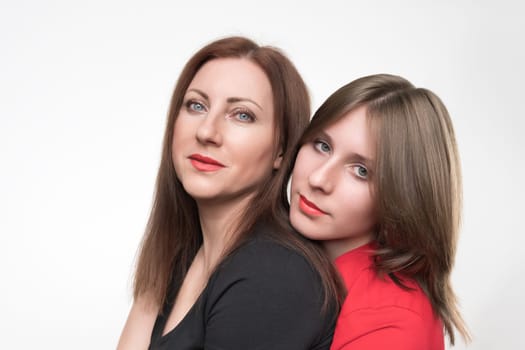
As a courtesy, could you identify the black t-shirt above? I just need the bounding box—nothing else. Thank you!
[149,224,336,349]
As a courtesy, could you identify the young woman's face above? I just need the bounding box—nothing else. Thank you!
[172,58,280,206]
[290,106,377,258]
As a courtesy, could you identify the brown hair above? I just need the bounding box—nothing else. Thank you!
[298,74,470,344]
[133,36,344,314]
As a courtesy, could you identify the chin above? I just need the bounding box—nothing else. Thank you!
[290,212,317,240]
[181,184,217,201]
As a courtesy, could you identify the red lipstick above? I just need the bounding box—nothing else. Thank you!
[189,154,225,172]
[299,195,327,216]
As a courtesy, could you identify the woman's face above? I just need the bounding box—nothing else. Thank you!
[172,58,280,207]
[290,106,377,258]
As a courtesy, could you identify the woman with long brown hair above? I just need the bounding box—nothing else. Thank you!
[117,36,344,350]
[289,74,470,349]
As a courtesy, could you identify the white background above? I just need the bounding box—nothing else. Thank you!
[1,0,524,349]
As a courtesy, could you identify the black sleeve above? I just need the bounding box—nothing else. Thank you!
[203,239,335,350]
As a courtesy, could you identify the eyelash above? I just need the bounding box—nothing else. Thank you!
[184,100,255,123]
[351,165,369,180]
[313,139,331,153]
[185,99,207,113]
[229,108,256,123]
[313,139,369,180]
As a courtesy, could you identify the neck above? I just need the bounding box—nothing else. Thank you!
[196,195,253,271]
[323,234,374,261]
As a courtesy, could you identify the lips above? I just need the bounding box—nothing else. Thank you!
[298,194,327,216]
[189,153,225,172]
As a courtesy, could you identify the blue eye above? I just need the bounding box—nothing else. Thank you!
[233,109,255,122]
[314,140,331,153]
[187,101,206,112]
[353,165,368,179]
[238,112,253,121]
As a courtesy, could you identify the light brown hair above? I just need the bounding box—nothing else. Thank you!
[298,74,470,344]
[133,36,344,314]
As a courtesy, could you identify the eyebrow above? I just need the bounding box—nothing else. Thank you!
[186,88,263,111]
[349,153,374,168]
[227,97,263,111]
[187,88,209,102]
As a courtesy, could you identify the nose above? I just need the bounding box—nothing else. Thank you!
[308,161,334,194]
[195,109,222,146]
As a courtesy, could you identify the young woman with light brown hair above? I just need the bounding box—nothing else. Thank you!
[117,36,344,350]
[289,74,470,349]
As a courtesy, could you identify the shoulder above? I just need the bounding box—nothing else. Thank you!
[332,303,444,349]
[201,225,335,349]
[332,268,444,350]
[335,244,435,319]
[342,266,433,319]
[214,226,320,291]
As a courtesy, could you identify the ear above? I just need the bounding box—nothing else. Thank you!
[273,153,283,170]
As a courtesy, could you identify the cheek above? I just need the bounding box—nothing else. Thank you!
[338,185,376,224]
[236,134,274,166]
[292,148,315,182]
[173,117,187,140]
[172,117,192,150]
[171,121,188,172]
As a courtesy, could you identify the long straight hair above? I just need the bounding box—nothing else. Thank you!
[133,36,345,313]
[299,74,470,344]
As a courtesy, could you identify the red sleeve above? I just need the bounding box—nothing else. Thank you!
[330,306,433,350]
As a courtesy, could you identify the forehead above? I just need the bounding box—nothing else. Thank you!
[325,106,375,159]
[188,58,273,105]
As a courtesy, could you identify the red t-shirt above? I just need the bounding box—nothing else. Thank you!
[330,242,444,350]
